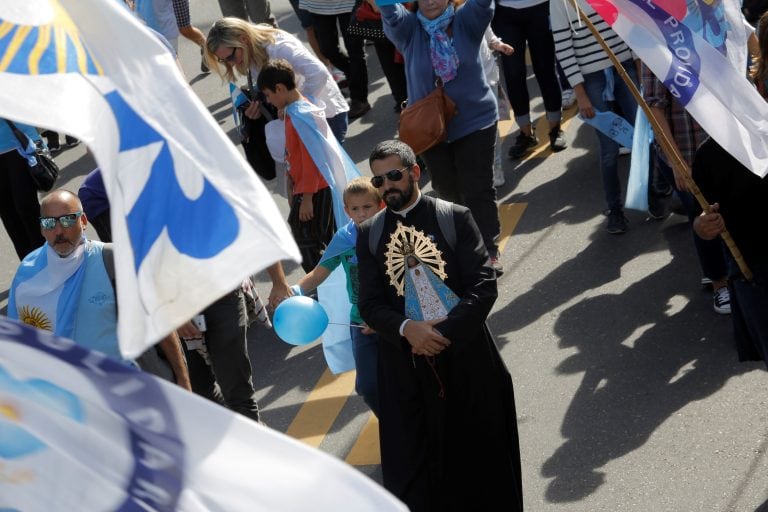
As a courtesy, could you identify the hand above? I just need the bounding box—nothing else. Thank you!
[403,318,451,356]
[177,320,202,340]
[491,41,514,56]
[576,89,595,119]
[693,203,725,240]
[671,163,691,193]
[299,195,314,222]
[244,100,263,120]
[268,280,293,311]
[361,323,375,335]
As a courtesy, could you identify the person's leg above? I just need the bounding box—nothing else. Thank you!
[351,325,380,417]
[338,12,369,114]
[420,142,462,203]
[326,112,349,145]
[372,40,408,110]
[244,0,277,26]
[288,188,335,273]
[217,0,247,19]
[202,291,261,422]
[312,14,349,74]
[492,5,530,132]
[453,125,501,258]
[0,150,44,259]
[525,2,562,131]
[582,70,623,215]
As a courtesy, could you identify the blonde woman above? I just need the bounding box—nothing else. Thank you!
[205,17,350,143]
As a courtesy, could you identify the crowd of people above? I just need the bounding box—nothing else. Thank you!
[2,0,768,510]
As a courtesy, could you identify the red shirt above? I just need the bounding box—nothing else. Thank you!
[285,115,329,196]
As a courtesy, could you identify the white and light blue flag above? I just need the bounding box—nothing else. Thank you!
[286,99,362,374]
[583,0,768,177]
[0,317,407,511]
[0,0,301,358]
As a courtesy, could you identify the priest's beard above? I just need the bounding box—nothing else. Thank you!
[383,178,415,211]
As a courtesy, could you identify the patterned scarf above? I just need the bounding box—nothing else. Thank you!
[417,5,459,83]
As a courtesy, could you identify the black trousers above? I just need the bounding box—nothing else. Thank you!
[492,2,562,119]
[0,149,44,260]
[288,186,336,273]
[185,290,261,422]
[421,124,500,257]
[313,12,368,103]
[372,39,407,108]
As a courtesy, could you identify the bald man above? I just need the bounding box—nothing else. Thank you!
[7,189,190,389]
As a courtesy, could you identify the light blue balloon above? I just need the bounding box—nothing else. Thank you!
[273,296,329,345]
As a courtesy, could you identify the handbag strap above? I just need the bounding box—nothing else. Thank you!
[4,120,33,150]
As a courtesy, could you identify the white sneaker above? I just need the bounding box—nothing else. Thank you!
[561,89,576,109]
[713,287,732,315]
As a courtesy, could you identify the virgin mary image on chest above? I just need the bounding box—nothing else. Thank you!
[384,222,459,321]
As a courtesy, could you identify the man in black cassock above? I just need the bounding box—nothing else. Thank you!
[356,140,523,512]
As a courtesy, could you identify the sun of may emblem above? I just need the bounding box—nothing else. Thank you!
[18,305,53,331]
[385,222,448,296]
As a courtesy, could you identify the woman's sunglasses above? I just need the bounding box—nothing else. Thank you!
[370,167,410,188]
[218,47,238,64]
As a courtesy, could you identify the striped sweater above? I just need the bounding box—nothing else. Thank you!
[550,0,634,87]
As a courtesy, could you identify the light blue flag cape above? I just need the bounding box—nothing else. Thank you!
[320,219,357,266]
[7,238,88,341]
[287,99,362,374]
[580,110,635,149]
[229,82,249,128]
[625,106,654,212]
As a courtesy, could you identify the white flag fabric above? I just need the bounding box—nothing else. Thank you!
[0,317,407,511]
[0,0,301,358]
[583,0,768,178]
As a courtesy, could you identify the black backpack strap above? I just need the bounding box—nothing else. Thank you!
[101,242,115,285]
[368,209,387,256]
[434,198,456,250]
[4,120,31,150]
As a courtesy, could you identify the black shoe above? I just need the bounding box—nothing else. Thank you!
[64,136,80,148]
[647,199,667,221]
[606,209,628,234]
[490,256,504,276]
[348,100,371,119]
[509,132,538,159]
[548,126,567,152]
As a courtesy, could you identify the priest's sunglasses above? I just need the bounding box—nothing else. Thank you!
[370,166,410,188]
[40,212,83,230]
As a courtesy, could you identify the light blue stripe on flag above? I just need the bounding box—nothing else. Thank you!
[625,108,653,212]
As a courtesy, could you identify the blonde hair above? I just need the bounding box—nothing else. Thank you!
[204,17,281,82]
[343,177,381,204]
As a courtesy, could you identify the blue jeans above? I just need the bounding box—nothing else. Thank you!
[327,112,348,146]
[351,324,379,417]
[581,61,639,212]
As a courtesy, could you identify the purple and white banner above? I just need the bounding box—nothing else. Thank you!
[585,0,768,178]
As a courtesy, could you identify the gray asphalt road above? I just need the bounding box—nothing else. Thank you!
[1,1,767,510]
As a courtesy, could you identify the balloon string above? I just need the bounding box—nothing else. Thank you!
[327,322,365,328]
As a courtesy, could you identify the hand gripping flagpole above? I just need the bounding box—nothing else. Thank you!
[570,0,753,280]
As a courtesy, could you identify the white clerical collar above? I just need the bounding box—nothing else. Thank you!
[392,190,422,217]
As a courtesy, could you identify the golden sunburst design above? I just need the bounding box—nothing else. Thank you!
[0,402,20,421]
[18,305,53,331]
[385,222,447,296]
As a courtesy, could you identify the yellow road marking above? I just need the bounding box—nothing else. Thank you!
[285,368,356,448]
[346,414,381,466]
[497,203,528,255]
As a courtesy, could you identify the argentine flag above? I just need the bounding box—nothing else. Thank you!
[0,0,300,358]
[0,317,406,510]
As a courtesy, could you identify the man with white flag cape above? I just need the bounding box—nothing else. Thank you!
[0,0,300,359]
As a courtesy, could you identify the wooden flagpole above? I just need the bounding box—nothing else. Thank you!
[570,0,753,280]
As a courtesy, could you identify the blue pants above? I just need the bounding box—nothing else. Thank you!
[351,324,379,417]
[581,61,639,212]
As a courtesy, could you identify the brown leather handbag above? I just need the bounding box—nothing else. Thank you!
[398,78,457,155]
